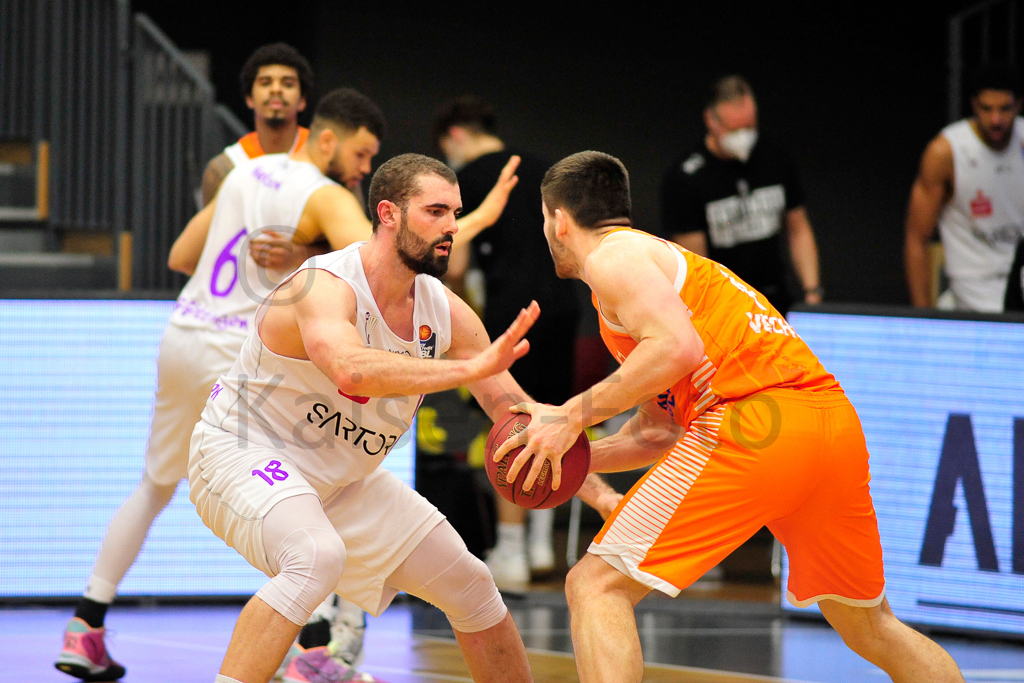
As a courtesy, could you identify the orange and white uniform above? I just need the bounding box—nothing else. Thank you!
[223,127,310,168]
[590,229,885,609]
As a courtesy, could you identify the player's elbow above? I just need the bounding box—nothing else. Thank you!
[167,247,196,276]
[330,359,366,397]
[666,333,705,377]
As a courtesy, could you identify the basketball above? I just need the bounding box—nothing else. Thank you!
[484,410,591,509]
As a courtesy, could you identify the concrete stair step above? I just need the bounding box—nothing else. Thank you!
[0,252,117,289]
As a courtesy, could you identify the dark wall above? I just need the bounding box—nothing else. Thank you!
[138,1,981,305]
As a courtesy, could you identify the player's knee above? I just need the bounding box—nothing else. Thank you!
[140,474,177,509]
[431,550,507,633]
[263,526,346,624]
[566,555,643,610]
[566,556,608,605]
[565,559,607,612]
[821,601,898,663]
[290,526,346,589]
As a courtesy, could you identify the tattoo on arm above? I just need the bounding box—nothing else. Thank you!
[201,154,235,206]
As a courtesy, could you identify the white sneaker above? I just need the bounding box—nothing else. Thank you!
[329,610,366,669]
[485,546,530,591]
[528,543,555,574]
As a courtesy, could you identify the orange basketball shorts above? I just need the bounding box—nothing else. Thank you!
[590,388,885,608]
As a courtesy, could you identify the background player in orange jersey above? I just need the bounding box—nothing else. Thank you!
[201,43,314,207]
[494,152,964,682]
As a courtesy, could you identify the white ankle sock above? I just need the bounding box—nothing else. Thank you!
[215,675,243,683]
[528,508,554,548]
[83,575,118,604]
[495,522,525,556]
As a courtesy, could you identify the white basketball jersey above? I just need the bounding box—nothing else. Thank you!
[200,243,452,492]
[170,154,334,337]
[223,141,253,168]
[938,117,1024,312]
[222,129,307,168]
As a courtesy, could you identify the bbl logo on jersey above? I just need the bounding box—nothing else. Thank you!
[419,324,437,358]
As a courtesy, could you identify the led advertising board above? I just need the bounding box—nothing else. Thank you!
[783,309,1024,635]
[0,300,415,597]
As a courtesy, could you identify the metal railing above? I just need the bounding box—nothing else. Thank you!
[131,14,216,290]
[0,2,247,290]
[0,0,129,233]
[948,0,1020,122]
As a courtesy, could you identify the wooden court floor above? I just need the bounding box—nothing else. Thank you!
[4,585,1024,682]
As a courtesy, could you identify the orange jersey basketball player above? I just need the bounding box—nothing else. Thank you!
[494,152,964,682]
[201,43,314,207]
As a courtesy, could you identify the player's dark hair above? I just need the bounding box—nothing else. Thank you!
[706,74,754,110]
[969,62,1023,98]
[311,88,387,141]
[369,154,457,232]
[432,95,498,150]
[238,42,313,100]
[541,151,631,230]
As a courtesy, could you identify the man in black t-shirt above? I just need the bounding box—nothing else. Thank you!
[1005,240,1024,311]
[433,96,580,589]
[660,75,822,315]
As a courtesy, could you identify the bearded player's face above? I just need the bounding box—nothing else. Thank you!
[972,89,1021,149]
[395,174,461,278]
[327,127,380,190]
[246,64,306,128]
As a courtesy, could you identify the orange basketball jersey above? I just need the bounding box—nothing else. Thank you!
[224,127,311,168]
[237,127,309,159]
[594,229,839,429]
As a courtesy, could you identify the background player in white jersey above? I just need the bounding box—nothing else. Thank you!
[54,90,519,682]
[201,43,314,207]
[188,153,616,683]
[194,39,379,669]
[905,62,1024,312]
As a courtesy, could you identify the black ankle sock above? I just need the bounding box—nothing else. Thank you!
[74,598,109,629]
[298,617,331,649]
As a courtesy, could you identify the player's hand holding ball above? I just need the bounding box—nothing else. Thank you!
[487,402,590,509]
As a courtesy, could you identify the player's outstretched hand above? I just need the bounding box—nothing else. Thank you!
[494,401,582,492]
[473,155,520,229]
[469,300,539,380]
[249,230,307,271]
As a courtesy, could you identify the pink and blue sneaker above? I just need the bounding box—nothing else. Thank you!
[54,617,126,681]
[283,644,386,683]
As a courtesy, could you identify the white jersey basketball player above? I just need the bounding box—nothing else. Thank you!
[56,89,522,683]
[188,154,618,683]
[905,63,1024,312]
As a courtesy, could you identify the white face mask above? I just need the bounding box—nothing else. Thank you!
[719,128,758,162]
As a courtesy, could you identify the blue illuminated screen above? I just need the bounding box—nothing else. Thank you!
[0,300,416,597]
[783,311,1024,635]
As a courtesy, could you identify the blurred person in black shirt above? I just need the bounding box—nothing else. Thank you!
[660,75,822,315]
[434,96,580,589]
[1006,240,1024,311]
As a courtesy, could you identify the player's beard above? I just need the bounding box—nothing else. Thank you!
[325,156,349,187]
[980,122,1011,148]
[396,213,451,278]
[263,100,290,129]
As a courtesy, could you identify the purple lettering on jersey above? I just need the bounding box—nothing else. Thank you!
[252,460,289,486]
[210,383,223,400]
[172,297,249,331]
[252,166,282,190]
